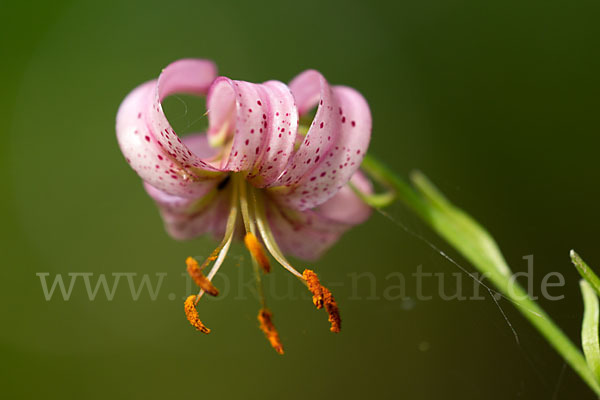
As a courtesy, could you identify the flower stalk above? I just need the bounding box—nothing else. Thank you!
[359,153,600,397]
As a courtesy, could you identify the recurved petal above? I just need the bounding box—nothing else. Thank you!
[116,59,222,198]
[206,78,298,185]
[271,70,340,190]
[266,172,372,261]
[144,181,229,240]
[141,133,230,239]
[251,81,298,186]
[287,68,324,116]
[272,72,372,211]
[313,171,372,225]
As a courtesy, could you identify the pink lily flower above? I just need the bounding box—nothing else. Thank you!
[116,59,372,352]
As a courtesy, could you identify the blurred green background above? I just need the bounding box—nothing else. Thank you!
[2,0,599,398]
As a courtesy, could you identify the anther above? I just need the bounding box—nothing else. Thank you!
[258,308,284,354]
[186,256,219,296]
[303,269,342,333]
[244,233,271,273]
[184,295,211,334]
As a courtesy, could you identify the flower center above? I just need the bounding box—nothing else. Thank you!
[183,172,342,353]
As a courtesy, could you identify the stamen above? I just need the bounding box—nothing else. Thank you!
[186,256,219,296]
[258,308,284,354]
[194,178,239,305]
[238,175,271,279]
[244,233,271,273]
[236,175,270,307]
[237,173,257,234]
[250,188,304,280]
[194,232,233,305]
[184,295,210,334]
[303,269,342,333]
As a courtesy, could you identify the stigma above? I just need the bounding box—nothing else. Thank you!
[182,173,342,353]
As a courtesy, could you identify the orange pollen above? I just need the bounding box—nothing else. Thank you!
[186,256,219,296]
[258,308,284,355]
[244,233,271,273]
[184,295,210,334]
[303,269,342,333]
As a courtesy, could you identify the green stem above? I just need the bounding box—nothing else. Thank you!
[360,154,600,396]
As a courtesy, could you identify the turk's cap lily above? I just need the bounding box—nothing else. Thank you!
[116,58,372,260]
[116,58,372,352]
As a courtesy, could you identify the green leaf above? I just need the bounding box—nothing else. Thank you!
[572,250,600,297]
[580,279,600,383]
[359,153,600,396]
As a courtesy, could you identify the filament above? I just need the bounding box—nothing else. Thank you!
[194,181,238,304]
[250,187,305,280]
[236,174,268,307]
